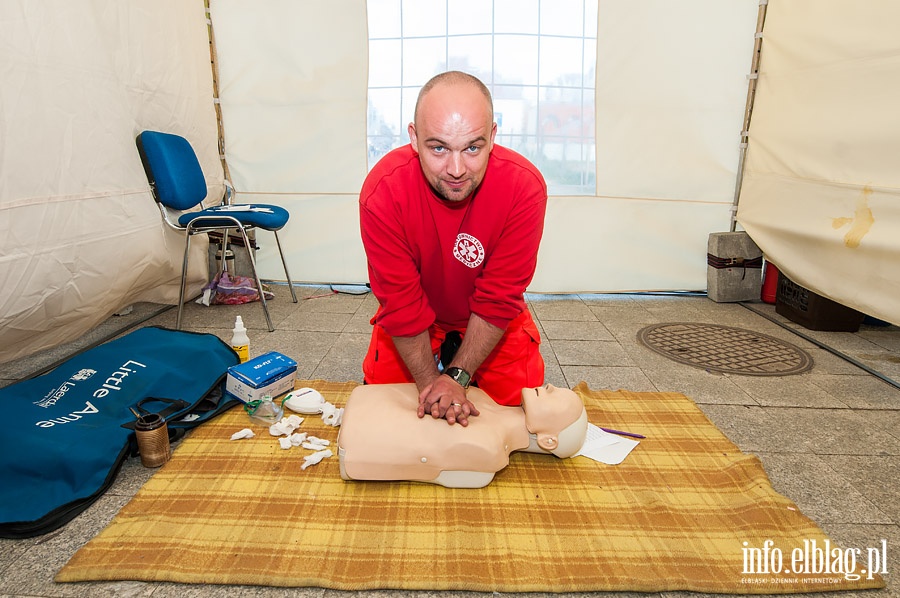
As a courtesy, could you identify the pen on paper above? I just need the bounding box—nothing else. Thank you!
[600,427,645,440]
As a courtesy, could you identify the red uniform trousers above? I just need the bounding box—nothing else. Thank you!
[362,309,544,406]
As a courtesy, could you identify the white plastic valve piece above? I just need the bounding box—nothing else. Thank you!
[283,388,326,414]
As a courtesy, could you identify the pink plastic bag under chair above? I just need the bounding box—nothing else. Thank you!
[196,271,275,306]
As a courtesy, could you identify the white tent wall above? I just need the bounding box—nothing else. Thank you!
[0,1,223,364]
[737,0,900,325]
[538,0,758,291]
[210,0,759,292]
[209,0,369,285]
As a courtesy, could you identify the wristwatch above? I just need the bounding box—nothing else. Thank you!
[444,366,472,389]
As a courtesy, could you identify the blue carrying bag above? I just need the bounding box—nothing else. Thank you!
[0,326,239,538]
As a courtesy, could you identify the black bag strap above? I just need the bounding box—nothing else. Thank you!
[120,397,190,430]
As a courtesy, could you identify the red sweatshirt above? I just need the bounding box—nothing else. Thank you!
[359,144,547,337]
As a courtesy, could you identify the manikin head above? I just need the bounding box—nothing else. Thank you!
[408,71,498,203]
[520,384,588,458]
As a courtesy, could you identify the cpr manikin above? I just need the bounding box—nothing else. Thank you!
[337,383,588,488]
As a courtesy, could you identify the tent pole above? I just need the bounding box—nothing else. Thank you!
[205,0,234,188]
[730,0,768,232]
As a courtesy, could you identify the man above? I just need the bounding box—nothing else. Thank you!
[359,71,547,426]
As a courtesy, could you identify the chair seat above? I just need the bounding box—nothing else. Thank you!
[177,204,289,230]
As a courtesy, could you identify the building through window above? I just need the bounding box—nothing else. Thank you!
[367,0,598,195]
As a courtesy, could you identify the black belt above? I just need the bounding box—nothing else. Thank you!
[707,254,762,281]
[706,254,763,270]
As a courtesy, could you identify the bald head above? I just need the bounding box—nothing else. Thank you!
[413,71,494,127]
[407,71,498,202]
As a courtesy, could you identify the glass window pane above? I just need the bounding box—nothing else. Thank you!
[539,88,585,135]
[495,85,538,138]
[494,0,538,34]
[494,35,538,85]
[368,88,403,135]
[583,38,597,87]
[402,38,447,86]
[368,0,401,38]
[402,0,447,37]
[448,0,492,35]
[368,39,402,87]
[448,35,493,80]
[540,0,586,37]
[539,36,584,87]
[501,135,540,165]
[401,86,420,131]
[584,0,598,38]
[368,0,598,195]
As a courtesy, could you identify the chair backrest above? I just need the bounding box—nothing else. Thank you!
[136,131,207,210]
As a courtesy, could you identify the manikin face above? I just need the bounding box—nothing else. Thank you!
[408,81,497,202]
[521,384,572,403]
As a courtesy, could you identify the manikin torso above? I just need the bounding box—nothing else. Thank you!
[337,383,587,488]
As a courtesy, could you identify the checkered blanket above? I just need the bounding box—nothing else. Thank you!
[56,381,884,593]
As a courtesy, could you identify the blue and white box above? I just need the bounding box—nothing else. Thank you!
[225,352,297,403]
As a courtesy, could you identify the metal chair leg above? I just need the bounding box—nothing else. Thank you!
[273,230,298,303]
[237,226,275,332]
[217,228,230,276]
[176,231,193,330]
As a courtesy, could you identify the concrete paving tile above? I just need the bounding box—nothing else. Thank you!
[860,329,900,352]
[608,319,662,346]
[801,330,893,353]
[539,339,567,388]
[703,308,782,331]
[730,375,850,408]
[871,410,900,442]
[822,456,900,523]
[822,522,900,553]
[0,495,152,598]
[843,354,900,383]
[277,311,353,333]
[818,522,899,592]
[297,289,369,313]
[343,309,375,334]
[628,294,708,306]
[576,292,639,307]
[540,320,615,341]
[310,333,369,383]
[152,583,325,597]
[528,296,598,321]
[258,331,340,379]
[549,339,636,367]
[808,347,878,376]
[159,285,302,332]
[643,368,759,406]
[808,374,900,410]
[585,305,658,329]
[764,408,900,456]
[106,454,158,498]
[561,365,657,392]
[756,452,893,525]
[543,360,568,388]
[697,404,807,454]
[0,537,36,585]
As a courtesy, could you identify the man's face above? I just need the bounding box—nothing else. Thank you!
[408,83,497,202]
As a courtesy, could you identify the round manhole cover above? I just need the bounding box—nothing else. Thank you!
[637,322,813,376]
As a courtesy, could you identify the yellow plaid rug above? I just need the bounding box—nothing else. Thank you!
[56,381,885,593]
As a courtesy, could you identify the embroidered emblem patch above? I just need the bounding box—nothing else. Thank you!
[453,233,485,268]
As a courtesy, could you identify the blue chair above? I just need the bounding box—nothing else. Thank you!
[136,131,297,331]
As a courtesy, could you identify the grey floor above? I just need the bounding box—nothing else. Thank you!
[0,284,897,598]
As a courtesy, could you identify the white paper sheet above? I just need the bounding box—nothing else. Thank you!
[575,423,640,465]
